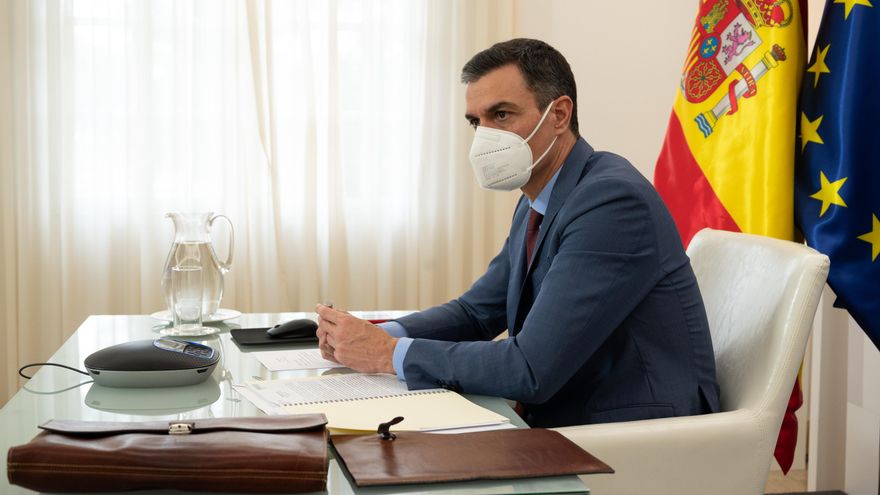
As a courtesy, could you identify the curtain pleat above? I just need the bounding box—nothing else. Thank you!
[0,0,517,405]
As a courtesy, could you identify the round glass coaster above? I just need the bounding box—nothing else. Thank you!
[160,325,220,337]
[150,309,242,323]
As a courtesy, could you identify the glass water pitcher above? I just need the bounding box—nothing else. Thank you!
[160,212,234,318]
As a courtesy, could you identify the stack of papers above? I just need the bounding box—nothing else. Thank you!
[234,373,511,433]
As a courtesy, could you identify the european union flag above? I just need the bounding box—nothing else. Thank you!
[795,0,880,349]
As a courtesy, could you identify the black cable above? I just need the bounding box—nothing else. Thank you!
[23,380,94,396]
[18,362,90,380]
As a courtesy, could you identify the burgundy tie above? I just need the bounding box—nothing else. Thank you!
[515,208,543,421]
[525,208,543,268]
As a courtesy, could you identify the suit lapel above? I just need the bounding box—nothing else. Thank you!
[507,198,530,329]
[530,139,593,269]
[508,139,594,332]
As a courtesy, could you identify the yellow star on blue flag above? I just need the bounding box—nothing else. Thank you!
[807,44,831,87]
[835,0,873,20]
[810,171,847,217]
[796,0,880,349]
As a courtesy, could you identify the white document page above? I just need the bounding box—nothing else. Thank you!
[282,392,510,432]
[235,373,510,432]
[255,349,345,371]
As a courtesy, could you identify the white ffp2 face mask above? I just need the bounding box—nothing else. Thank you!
[468,102,558,191]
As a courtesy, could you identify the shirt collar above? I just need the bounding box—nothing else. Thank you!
[528,167,562,216]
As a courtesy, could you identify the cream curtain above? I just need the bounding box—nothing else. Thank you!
[0,0,516,404]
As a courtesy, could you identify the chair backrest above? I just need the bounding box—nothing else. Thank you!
[686,229,829,417]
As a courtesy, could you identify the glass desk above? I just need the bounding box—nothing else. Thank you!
[0,313,589,494]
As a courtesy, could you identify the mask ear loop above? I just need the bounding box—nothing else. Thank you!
[528,135,559,171]
[524,101,556,143]
[524,101,558,170]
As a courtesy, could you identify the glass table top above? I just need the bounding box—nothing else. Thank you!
[0,313,589,494]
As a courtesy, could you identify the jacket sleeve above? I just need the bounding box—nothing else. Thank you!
[400,177,667,402]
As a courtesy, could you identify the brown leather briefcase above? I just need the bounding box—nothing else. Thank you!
[7,414,328,493]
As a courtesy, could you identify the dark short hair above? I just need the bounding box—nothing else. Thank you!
[461,38,579,136]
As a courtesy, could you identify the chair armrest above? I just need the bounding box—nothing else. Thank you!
[552,410,773,495]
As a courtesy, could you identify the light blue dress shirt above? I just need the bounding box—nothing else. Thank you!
[382,167,564,381]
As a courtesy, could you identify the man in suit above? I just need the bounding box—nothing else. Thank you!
[316,38,720,427]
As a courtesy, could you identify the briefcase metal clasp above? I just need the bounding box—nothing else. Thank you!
[168,423,193,435]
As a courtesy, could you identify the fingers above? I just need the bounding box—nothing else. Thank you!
[316,303,387,370]
[316,316,339,363]
[316,304,338,341]
[315,303,342,324]
[320,343,338,362]
[317,328,338,362]
[317,329,331,347]
[316,304,355,341]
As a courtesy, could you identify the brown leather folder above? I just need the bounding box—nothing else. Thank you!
[7,415,328,493]
[331,426,613,487]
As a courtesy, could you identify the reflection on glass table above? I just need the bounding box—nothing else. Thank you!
[84,377,222,416]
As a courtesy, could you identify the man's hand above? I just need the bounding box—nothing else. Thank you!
[315,304,397,374]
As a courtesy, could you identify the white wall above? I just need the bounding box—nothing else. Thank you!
[808,292,880,494]
[514,0,696,180]
[845,321,880,494]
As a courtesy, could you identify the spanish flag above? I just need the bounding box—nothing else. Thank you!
[654,0,807,473]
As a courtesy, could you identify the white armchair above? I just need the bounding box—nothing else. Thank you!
[554,228,830,495]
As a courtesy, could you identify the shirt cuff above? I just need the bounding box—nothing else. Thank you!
[391,337,413,382]
[379,321,411,381]
[378,321,408,338]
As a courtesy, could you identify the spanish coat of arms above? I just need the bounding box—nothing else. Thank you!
[682,0,794,137]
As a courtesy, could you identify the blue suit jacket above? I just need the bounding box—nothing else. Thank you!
[396,138,720,427]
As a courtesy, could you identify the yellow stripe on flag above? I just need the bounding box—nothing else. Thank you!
[671,2,806,240]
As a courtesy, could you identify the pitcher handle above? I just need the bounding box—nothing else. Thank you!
[209,214,235,272]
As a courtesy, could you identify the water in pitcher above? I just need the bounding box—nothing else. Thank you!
[161,241,224,317]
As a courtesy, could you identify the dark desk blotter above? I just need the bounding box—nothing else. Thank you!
[230,328,318,346]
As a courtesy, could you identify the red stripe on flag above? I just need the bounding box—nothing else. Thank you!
[773,4,809,473]
[653,111,741,245]
[799,0,809,45]
[775,376,803,473]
